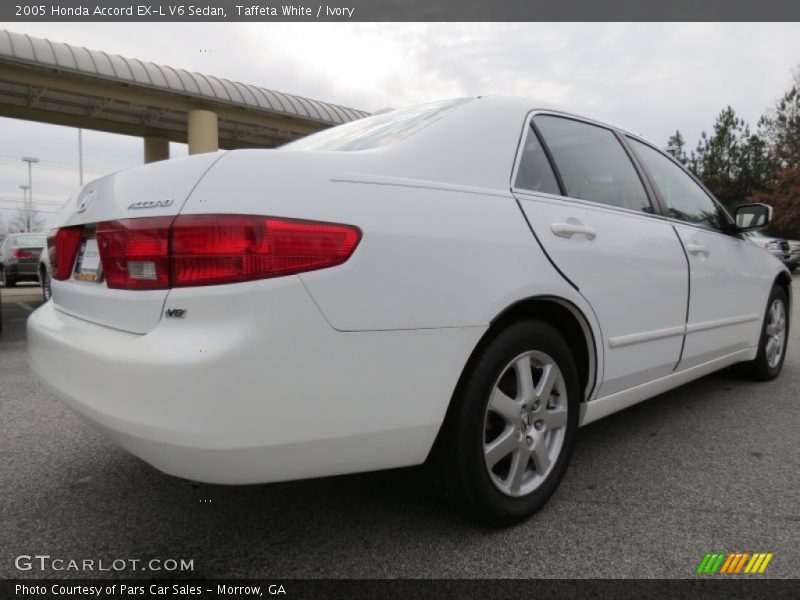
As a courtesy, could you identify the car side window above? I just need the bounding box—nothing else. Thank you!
[533,115,652,213]
[628,138,725,231]
[514,126,561,195]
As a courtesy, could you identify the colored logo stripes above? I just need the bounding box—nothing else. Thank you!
[696,552,773,574]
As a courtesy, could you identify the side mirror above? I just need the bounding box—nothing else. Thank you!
[735,203,772,233]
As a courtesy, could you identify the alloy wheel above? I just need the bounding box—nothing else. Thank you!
[765,298,787,369]
[483,350,568,497]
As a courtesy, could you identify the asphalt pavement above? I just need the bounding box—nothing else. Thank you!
[1,278,798,579]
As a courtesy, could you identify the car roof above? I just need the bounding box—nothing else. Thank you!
[473,95,640,137]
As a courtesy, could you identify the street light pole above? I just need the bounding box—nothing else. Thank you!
[18,185,30,231]
[22,156,39,232]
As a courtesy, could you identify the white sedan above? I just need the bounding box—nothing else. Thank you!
[28,97,792,525]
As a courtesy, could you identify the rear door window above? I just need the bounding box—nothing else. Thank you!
[534,115,652,213]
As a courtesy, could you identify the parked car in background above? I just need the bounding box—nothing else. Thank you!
[27,97,793,525]
[745,231,797,272]
[0,233,47,287]
[789,239,800,268]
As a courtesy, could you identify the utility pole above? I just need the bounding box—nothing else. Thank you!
[18,185,30,232]
[22,156,39,232]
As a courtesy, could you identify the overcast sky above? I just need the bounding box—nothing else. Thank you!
[2,22,800,228]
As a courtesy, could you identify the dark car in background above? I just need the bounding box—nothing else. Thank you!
[789,239,800,268]
[0,233,47,287]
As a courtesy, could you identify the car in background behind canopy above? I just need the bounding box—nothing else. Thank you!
[0,233,46,287]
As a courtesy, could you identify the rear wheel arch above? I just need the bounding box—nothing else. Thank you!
[428,296,597,467]
[487,296,598,402]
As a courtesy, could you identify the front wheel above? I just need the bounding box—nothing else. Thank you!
[739,285,789,381]
[429,320,579,526]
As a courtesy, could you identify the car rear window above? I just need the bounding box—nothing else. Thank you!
[283,98,473,151]
[14,235,46,247]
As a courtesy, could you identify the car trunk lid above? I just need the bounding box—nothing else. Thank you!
[51,153,223,334]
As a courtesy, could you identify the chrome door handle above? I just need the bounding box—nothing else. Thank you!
[551,223,597,240]
[686,243,710,256]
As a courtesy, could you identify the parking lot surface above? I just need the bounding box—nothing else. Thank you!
[2,278,799,579]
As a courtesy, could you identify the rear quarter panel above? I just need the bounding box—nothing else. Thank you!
[181,149,589,332]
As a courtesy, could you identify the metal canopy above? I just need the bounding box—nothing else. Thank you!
[0,30,369,148]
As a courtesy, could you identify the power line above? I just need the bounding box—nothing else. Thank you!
[0,195,67,205]
[0,207,60,214]
[0,154,118,173]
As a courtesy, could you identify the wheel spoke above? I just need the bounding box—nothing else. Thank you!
[484,428,518,468]
[507,448,531,494]
[535,363,558,403]
[544,407,568,430]
[531,440,551,475]
[515,356,535,403]
[765,338,776,362]
[488,388,520,423]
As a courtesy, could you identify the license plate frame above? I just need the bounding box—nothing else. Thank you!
[74,236,102,283]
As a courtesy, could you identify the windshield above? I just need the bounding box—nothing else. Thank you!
[283,98,473,152]
[14,235,46,247]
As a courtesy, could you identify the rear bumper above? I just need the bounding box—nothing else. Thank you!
[27,278,483,484]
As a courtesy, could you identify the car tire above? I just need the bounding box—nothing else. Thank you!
[738,285,790,381]
[428,319,579,526]
[41,267,52,301]
[0,267,15,288]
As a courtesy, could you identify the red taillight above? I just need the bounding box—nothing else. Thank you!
[59,214,361,290]
[171,215,361,287]
[49,227,83,280]
[12,248,39,260]
[96,217,173,290]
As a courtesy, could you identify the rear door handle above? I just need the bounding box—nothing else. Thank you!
[686,242,710,256]
[551,222,597,240]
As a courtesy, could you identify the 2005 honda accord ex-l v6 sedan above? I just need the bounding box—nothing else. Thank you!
[28,97,792,525]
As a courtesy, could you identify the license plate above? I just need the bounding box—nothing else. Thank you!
[74,237,101,282]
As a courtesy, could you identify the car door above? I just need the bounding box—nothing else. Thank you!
[625,137,775,369]
[513,114,689,397]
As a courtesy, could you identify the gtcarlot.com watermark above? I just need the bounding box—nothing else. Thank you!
[15,554,194,573]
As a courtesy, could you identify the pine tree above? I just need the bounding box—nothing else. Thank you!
[666,130,688,164]
[759,67,800,170]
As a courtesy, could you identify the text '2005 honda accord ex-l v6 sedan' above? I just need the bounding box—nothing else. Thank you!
[28,97,791,526]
